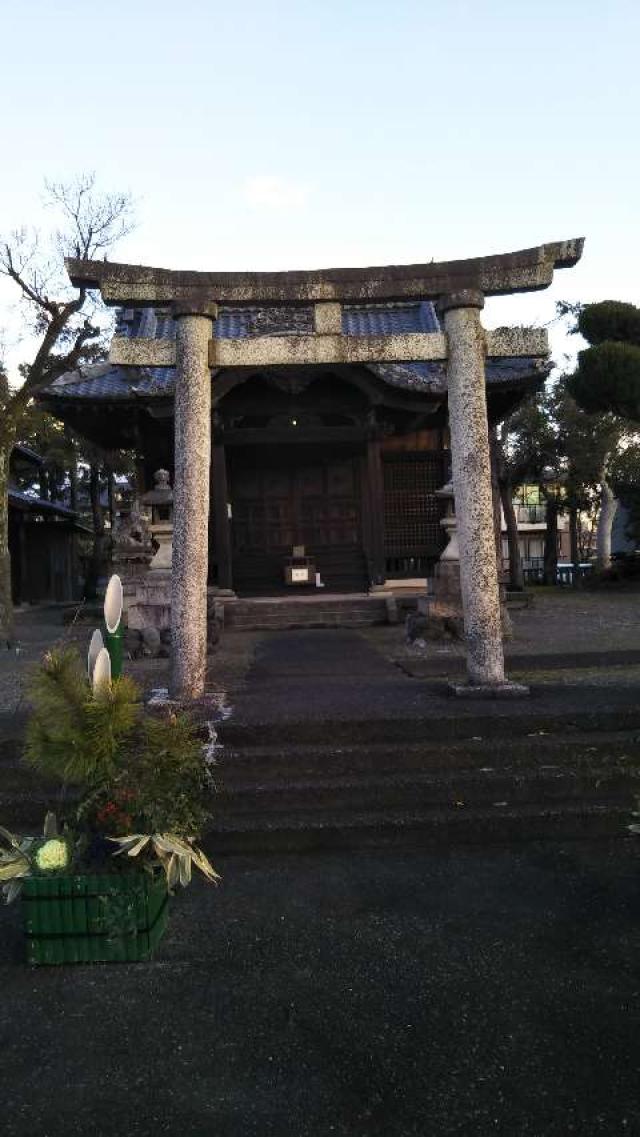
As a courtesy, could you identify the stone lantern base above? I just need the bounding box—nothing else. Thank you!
[427,560,463,621]
[127,571,172,632]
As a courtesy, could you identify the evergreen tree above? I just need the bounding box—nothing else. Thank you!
[568,300,640,422]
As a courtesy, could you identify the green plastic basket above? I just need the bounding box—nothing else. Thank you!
[22,872,169,965]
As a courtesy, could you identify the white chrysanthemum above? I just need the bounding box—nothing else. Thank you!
[35,839,69,871]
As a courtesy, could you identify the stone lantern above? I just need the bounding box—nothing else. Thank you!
[141,469,174,572]
[427,481,463,619]
[435,481,460,566]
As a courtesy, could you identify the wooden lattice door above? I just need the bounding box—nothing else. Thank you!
[382,452,447,577]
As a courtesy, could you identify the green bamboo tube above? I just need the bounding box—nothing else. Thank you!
[103,574,124,679]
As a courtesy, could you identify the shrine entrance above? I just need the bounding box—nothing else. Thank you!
[228,443,366,595]
[61,238,583,698]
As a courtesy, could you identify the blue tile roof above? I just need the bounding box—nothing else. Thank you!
[48,362,174,400]
[47,357,546,402]
[343,301,440,336]
[117,300,440,341]
[48,302,545,402]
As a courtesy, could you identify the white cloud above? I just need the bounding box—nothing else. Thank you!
[242,175,311,211]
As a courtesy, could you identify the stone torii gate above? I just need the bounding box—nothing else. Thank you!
[66,239,583,701]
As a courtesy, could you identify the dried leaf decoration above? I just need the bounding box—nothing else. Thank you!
[108,833,220,892]
[0,826,34,902]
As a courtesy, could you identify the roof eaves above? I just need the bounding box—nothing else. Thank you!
[9,488,78,518]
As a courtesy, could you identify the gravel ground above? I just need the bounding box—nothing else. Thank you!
[361,585,640,668]
[510,664,640,687]
[0,605,260,714]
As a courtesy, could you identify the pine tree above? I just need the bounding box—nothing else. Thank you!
[568,301,640,422]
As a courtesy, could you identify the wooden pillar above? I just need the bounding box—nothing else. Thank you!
[367,438,386,586]
[212,442,233,592]
[19,520,29,604]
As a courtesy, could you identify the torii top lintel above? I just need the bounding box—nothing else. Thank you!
[65,239,584,308]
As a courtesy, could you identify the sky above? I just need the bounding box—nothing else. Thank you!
[1,0,639,379]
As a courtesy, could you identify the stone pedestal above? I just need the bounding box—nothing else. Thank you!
[127,572,172,632]
[111,507,153,603]
[429,561,462,615]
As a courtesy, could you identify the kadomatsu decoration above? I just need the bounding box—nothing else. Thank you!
[2,646,219,964]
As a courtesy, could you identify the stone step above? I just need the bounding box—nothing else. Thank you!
[218,731,640,782]
[3,723,636,786]
[3,783,633,853]
[3,731,638,796]
[203,721,640,848]
[3,733,638,808]
[212,767,636,817]
[220,704,640,747]
[201,801,633,853]
[227,616,385,631]
[4,712,638,852]
[222,597,388,630]
[226,597,384,608]
[226,614,382,622]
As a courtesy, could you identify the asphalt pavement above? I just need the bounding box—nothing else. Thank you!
[2,840,639,1137]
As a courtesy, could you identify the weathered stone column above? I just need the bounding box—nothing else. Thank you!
[170,301,217,700]
[442,291,522,693]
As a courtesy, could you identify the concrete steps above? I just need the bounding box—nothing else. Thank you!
[3,709,639,853]
[215,767,635,816]
[220,702,640,747]
[221,595,389,631]
[198,716,640,850]
[202,802,633,853]
[217,731,640,779]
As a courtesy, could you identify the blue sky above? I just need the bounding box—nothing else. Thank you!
[1,0,639,376]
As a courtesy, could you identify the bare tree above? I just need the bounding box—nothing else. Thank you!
[0,174,134,643]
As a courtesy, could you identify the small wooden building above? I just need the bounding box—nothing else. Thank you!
[9,446,83,605]
[42,301,545,596]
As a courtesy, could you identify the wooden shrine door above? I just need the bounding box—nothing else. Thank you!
[229,445,367,594]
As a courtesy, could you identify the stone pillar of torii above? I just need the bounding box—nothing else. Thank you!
[171,305,217,700]
[441,290,506,689]
[65,239,584,701]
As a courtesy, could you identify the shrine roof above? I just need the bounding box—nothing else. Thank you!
[8,486,79,520]
[43,299,547,404]
[44,357,547,403]
[118,299,441,340]
[45,299,550,404]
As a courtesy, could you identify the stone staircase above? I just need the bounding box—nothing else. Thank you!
[3,701,640,854]
[220,593,391,631]
[200,703,640,853]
